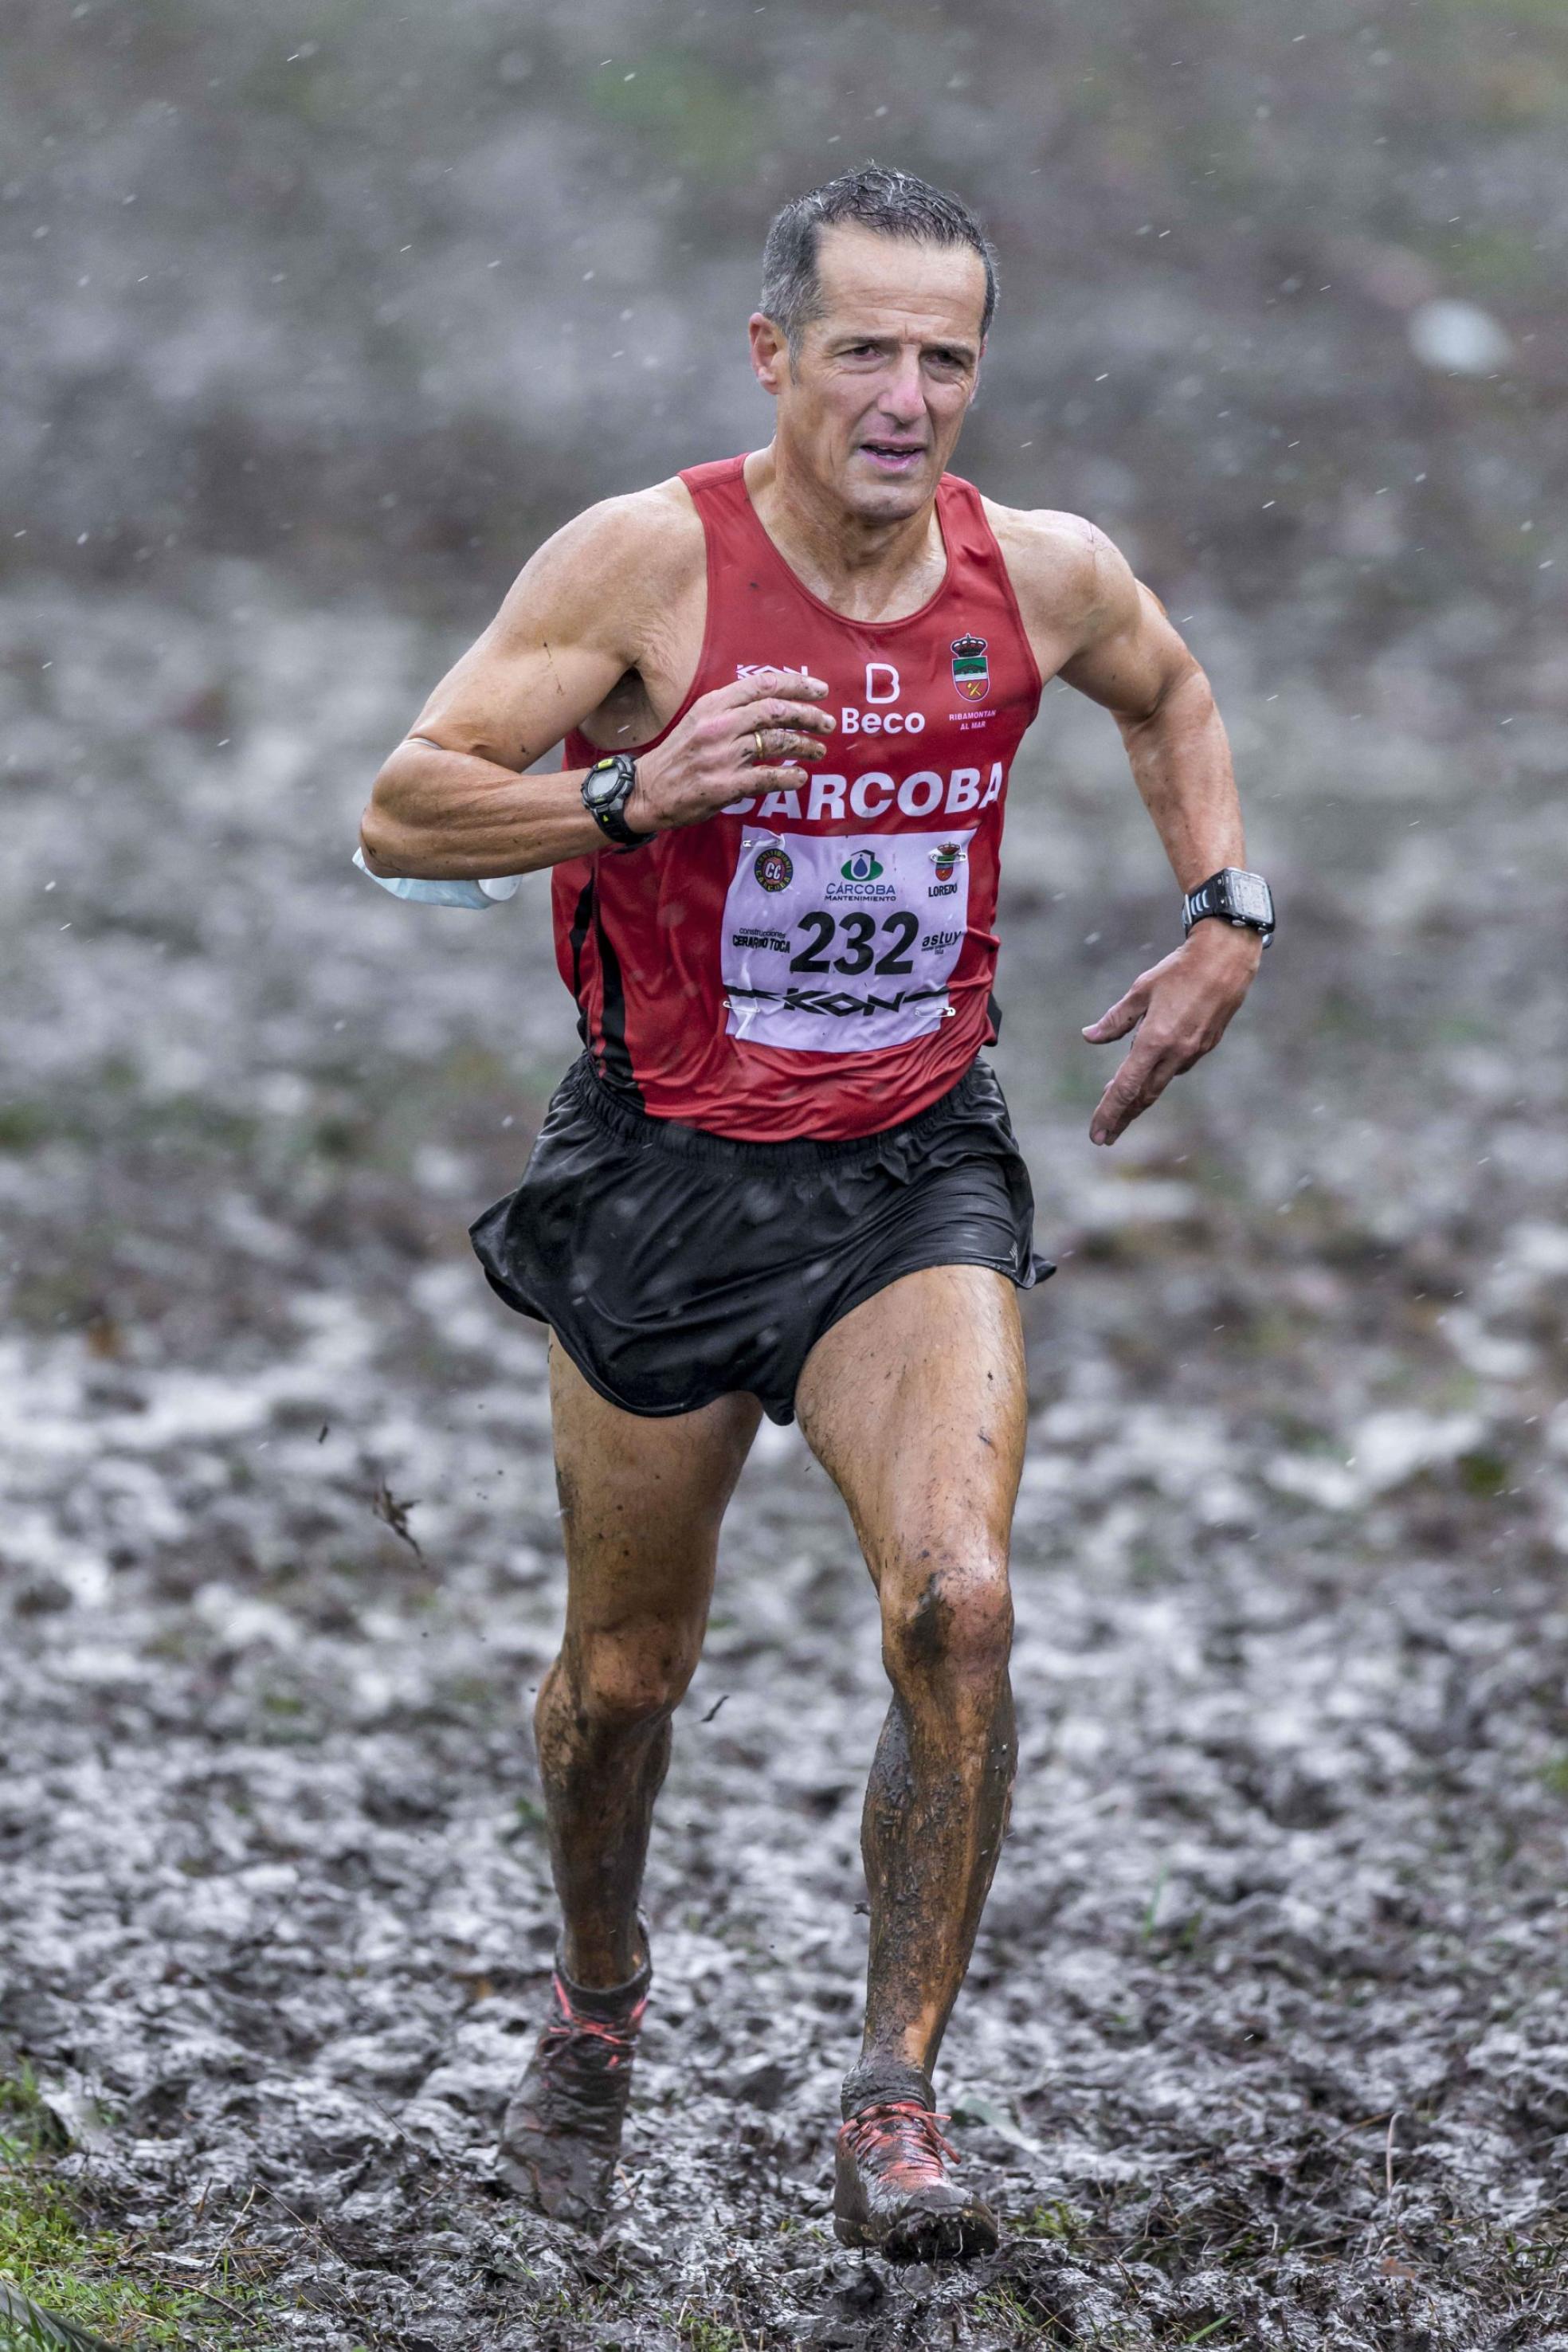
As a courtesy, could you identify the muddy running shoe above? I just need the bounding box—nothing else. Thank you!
[834,2099,998,2262]
[498,1943,650,2226]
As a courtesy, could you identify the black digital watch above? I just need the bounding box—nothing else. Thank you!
[581,752,651,849]
[1182,866,1275,947]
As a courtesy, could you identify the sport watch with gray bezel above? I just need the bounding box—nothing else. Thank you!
[1182,866,1275,946]
[581,751,651,849]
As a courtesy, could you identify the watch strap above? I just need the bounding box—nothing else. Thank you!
[582,753,650,850]
[1182,866,1274,943]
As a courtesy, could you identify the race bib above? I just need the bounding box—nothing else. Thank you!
[721,829,974,1054]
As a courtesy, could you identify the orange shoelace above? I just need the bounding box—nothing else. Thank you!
[540,1972,648,2071]
[839,2099,958,2176]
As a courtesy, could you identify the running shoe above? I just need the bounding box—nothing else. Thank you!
[833,2098,998,2261]
[498,1943,650,2225]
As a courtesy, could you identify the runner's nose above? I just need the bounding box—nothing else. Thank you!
[876,353,926,426]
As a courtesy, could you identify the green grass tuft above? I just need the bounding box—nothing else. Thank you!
[0,2073,280,2348]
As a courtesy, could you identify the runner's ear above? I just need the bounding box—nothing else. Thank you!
[749,312,790,394]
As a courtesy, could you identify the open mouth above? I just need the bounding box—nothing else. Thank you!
[860,441,926,474]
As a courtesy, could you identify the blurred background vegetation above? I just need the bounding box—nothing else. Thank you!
[3,0,1564,702]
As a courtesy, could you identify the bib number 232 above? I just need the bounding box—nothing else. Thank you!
[720,828,974,1055]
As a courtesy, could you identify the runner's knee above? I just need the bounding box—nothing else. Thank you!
[880,1558,1013,1691]
[568,1623,702,1730]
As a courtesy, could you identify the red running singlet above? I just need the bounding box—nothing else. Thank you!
[551,454,1043,1142]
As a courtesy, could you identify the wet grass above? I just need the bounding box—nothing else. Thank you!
[0,2076,279,2350]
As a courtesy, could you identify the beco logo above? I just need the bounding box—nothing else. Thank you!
[841,661,925,738]
[841,850,884,882]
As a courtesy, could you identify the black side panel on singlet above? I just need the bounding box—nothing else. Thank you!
[592,900,642,1106]
[567,880,595,1049]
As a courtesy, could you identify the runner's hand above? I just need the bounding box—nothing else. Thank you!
[1081,920,1262,1147]
[624,669,835,834]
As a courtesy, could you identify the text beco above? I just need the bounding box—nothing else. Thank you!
[838,707,927,735]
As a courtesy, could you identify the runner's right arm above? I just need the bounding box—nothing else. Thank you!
[360,487,832,880]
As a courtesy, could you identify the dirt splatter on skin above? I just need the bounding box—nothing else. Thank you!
[4,582,1568,2348]
[857,1660,1018,2075]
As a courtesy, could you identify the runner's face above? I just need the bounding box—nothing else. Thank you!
[752,225,986,521]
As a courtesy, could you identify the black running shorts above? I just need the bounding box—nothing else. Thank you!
[469,1056,1052,1425]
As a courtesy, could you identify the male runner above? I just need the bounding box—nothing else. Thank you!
[360,165,1272,2260]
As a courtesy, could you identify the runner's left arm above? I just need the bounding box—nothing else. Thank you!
[1005,512,1262,1148]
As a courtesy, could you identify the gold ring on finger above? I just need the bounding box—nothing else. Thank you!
[752,726,769,765]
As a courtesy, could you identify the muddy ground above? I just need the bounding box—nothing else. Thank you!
[4,573,1568,2350]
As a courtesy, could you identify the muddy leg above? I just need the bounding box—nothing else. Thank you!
[500,1343,760,2221]
[797,1267,1025,2083]
[538,1339,761,1985]
[857,1610,1017,2076]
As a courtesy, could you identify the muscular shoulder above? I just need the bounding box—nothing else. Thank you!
[491,475,704,665]
[980,498,1144,662]
[535,476,704,598]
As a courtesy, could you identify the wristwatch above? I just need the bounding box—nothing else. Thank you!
[581,752,651,849]
[1182,866,1275,947]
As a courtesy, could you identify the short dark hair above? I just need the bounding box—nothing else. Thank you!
[760,163,998,355]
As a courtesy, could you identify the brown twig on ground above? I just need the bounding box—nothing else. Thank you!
[370,1476,424,1558]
